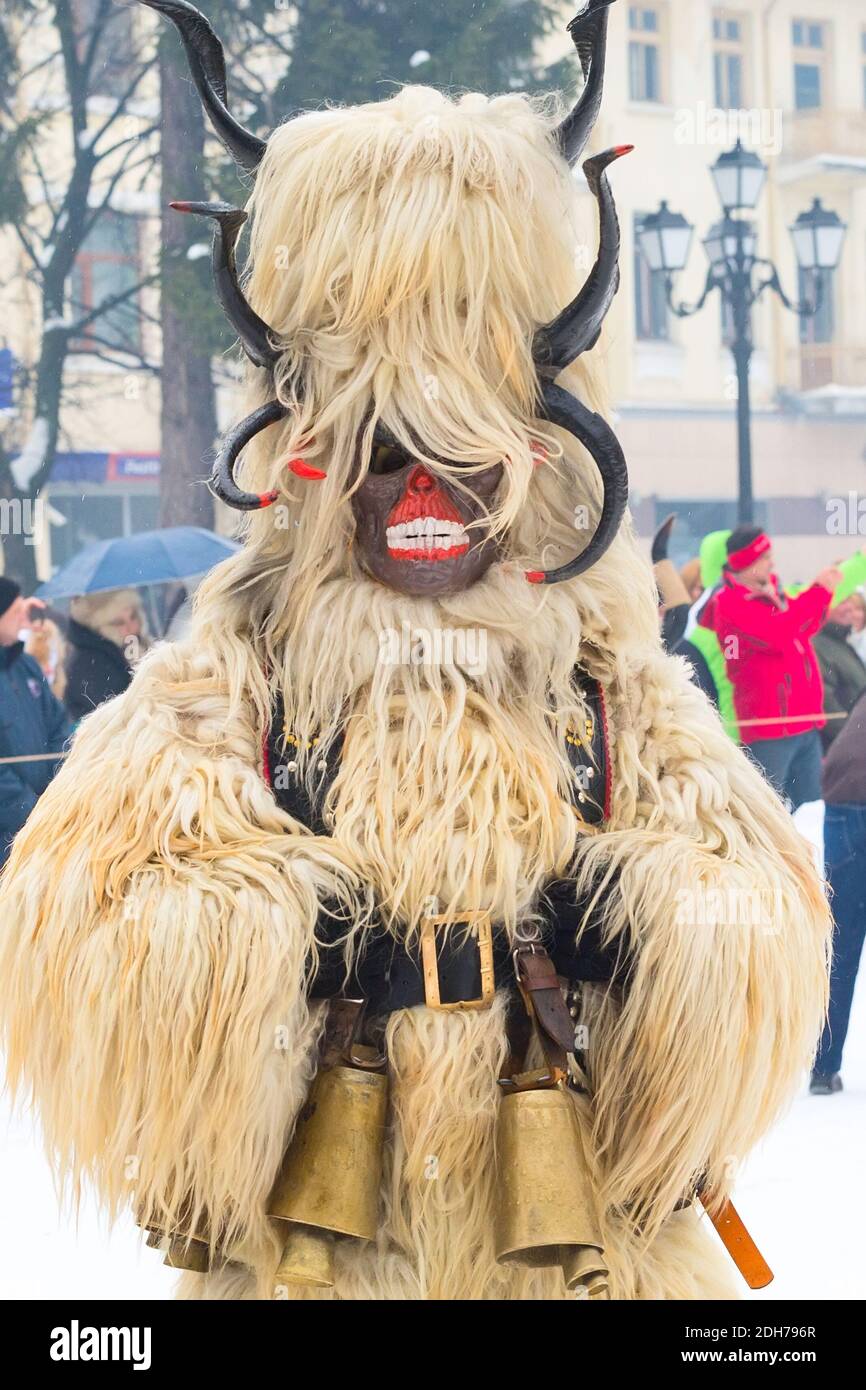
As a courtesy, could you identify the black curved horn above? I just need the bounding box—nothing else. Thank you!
[170,201,279,369]
[139,1,267,174]
[526,380,628,585]
[534,144,631,376]
[554,1,616,167]
[211,400,289,511]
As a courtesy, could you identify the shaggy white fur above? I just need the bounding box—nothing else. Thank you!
[0,82,830,1301]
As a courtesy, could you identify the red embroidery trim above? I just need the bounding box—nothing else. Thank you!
[261,723,272,787]
[595,680,612,821]
[261,663,273,787]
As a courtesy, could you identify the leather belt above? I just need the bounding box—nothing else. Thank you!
[311,912,512,1014]
[309,889,630,1017]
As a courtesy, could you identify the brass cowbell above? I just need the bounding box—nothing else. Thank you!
[494,1083,609,1297]
[138,1206,218,1275]
[269,1055,389,1288]
[163,1235,212,1274]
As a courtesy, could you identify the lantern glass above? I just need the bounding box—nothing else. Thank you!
[710,139,767,212]
[704,217,756,269]
[790,198,846,270]
[639,223,664,272]
[660,221,694,272]
[638,201,693,273]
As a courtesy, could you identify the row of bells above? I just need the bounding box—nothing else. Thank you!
[140,1062,609,1297]
[268,1062,609,1298]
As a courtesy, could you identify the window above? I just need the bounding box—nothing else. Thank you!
[791,19,826,110]
[69,211,142,353]
[713,12,747,109]
[71,0,137,99]
[628,7,663,103]
[798,268,834,345]
[792,20,823,49]
[794,63,821,108]
[634,214,669,341]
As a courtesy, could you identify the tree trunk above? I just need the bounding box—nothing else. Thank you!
[0,479,39,592]
[0,316,66,592]
[158,39,216,530]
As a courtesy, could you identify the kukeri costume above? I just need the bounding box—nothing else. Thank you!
[0,0,830,1300]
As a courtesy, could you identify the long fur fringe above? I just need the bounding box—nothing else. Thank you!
[0,84,830,1300]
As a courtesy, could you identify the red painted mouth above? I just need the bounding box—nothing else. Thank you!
[385,465,470,563]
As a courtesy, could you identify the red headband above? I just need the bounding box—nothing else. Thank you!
[727,532,770,573]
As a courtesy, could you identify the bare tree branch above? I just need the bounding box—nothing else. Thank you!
[71,270,159,335]
[72,339,160,373]
[88,59,159,149]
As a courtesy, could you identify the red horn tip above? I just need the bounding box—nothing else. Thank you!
[258,490,279,507]
[613,144,635,157]
[525,570,546,585]
[287,458,327,480]
[169,200,194,212]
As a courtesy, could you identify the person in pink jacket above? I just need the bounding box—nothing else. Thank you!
[700,525,840,808]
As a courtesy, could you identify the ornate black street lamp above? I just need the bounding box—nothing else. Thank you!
[638,140,847,523]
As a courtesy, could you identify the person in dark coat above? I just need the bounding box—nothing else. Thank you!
[812,597,866,751]
[652,513,692,652]
[812,688,866,1094]
[0,577,72,868]
[651,516,720,707]
[64,588,148,723]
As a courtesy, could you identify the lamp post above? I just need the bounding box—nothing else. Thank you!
[638,140,847,524]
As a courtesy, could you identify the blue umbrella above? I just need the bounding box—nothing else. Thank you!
[36,527,241,599]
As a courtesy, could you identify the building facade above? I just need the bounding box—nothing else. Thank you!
[549,0,866,579]
[2,1,864,584]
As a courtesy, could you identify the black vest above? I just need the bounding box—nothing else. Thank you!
[260,671,626,1010]
[263,668,611,832]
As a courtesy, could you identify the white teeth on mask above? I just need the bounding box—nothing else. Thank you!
[386,518,469,551]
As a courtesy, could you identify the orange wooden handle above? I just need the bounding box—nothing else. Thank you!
[704,1196,774,1290]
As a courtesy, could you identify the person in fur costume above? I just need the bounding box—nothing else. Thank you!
[0,1,830,1302]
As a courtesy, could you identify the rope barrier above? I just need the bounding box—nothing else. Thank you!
[0,752,69,765]
[735,711,848,730]
[0,712,853,764]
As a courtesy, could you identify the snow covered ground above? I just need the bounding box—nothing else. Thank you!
[1,800,862,1301]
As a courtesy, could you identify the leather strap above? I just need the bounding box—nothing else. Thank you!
[318,997,386,1072]
[514,946,575,1053]
[505,944,576,1085]
[318,998,364,1068]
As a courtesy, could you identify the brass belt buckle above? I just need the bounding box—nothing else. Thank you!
[420,910,495,1011]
